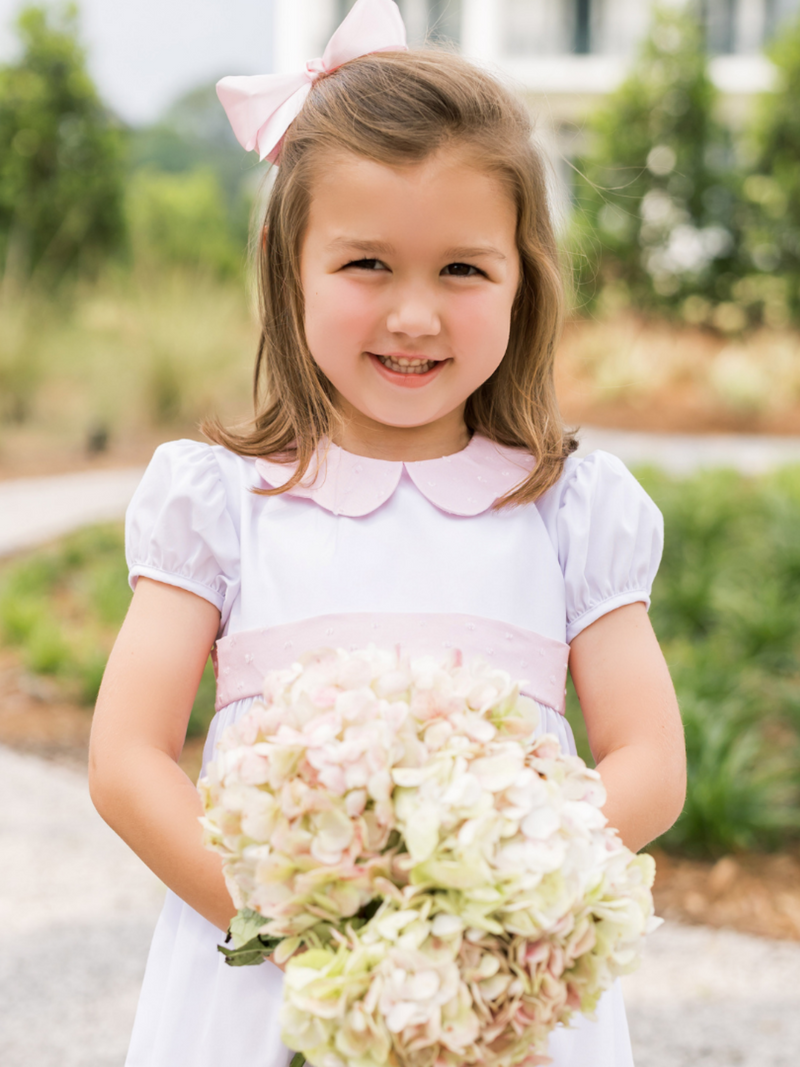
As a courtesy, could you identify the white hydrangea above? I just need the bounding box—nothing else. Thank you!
[199,645,659,1067]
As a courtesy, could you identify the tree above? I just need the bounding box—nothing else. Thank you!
[570,4,742,326]
[0,4,125,280]
[127,81,255,255]
[735,15,800,327]
[127,167,244,277]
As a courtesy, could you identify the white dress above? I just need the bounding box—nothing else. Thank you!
[124,433,663,1067]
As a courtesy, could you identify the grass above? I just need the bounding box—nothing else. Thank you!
[0,524,216,737]
[2,468,800,858]
[0,267,258,469]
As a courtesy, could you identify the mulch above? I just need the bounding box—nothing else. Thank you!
[651,849,800,942]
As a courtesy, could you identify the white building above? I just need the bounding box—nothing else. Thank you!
[272,0,800,220]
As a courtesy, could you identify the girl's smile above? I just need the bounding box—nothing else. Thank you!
[368,351,447,386]
[299,147,520,458]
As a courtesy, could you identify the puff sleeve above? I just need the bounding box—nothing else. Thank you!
[125,440,240,626]
[538,451,664,643]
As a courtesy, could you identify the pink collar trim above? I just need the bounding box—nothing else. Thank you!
[254,434,536,517]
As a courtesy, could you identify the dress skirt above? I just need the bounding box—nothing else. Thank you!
[125,701,635,1067]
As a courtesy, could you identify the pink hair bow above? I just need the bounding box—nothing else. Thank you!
[216,0,408,164]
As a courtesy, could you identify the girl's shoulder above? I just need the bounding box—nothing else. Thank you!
[125,440,253,623]
[535,448,662,531]
[534,450,664,643]
[139,438,257,496]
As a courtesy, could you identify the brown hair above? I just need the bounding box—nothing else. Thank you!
[204,48,577,507]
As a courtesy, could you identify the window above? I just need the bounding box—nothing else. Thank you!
[504,0,595,57]
[702,0,738,54]
[573,0,592,53]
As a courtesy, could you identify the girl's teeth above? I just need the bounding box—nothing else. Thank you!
[377,355,438,374]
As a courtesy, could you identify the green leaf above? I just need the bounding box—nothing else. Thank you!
[218,936,282,967]
[218,907,284,967]
[228,907,270,949]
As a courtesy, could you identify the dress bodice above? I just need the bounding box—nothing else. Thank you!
[125,433,663,714]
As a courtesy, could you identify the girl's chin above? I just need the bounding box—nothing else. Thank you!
[367,352,449,389]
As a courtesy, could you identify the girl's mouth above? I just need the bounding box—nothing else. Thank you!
[376,354,438,374]
[368,352,447,387]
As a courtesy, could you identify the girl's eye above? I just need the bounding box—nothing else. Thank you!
[443,262,483,277]
[345,258,387,271]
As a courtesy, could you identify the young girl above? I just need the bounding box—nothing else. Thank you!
[89,2,686,1064]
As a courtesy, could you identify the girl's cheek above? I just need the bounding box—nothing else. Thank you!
[314,281,381,329]
[449,292,512,343]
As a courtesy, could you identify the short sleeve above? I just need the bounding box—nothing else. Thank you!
[538,451,664,643]
[126,440,240,625]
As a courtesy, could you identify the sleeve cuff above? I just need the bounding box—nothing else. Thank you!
[128,565,225,613]
[566,590,651,644]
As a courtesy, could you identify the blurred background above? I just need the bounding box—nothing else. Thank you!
[2,6,800,1053]
[5,0,800,475]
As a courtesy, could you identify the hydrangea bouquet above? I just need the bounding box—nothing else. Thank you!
[198,646,659,1067]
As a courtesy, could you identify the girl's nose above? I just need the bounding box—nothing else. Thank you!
[386,290,441,338]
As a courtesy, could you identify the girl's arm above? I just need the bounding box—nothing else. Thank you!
[89,577,237,931]
[568,601,686,853]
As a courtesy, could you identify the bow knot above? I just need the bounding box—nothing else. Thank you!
[305,57,327,79]
[217,0,407,164]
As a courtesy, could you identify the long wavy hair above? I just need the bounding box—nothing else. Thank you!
[204,48,577,507]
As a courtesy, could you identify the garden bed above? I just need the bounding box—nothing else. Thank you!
[556,315,800,437]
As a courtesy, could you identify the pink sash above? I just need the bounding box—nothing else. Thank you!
[212,612,569,715]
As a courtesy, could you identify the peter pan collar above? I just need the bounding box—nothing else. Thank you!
[255,433,535,517]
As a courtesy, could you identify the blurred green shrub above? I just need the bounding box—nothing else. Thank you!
[735,15,800,326]
[128,82,254,231]
[641,465,800,855]
[570,6,800,332]
[0,4,125,280]
[124,82,256,280]
[663,691,798,854]
[0,524,216,737]
[126,167,243,277]
[568,465,800,857]
[570,4,740,322]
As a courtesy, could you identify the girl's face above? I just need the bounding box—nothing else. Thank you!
[299,147,520,455]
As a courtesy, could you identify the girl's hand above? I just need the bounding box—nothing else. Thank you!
[568,601,686,853]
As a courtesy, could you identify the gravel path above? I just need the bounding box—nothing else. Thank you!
[576,425,800,476]
[2,427,800,559]
[0,468,145,558]
[2,745,799,1067]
